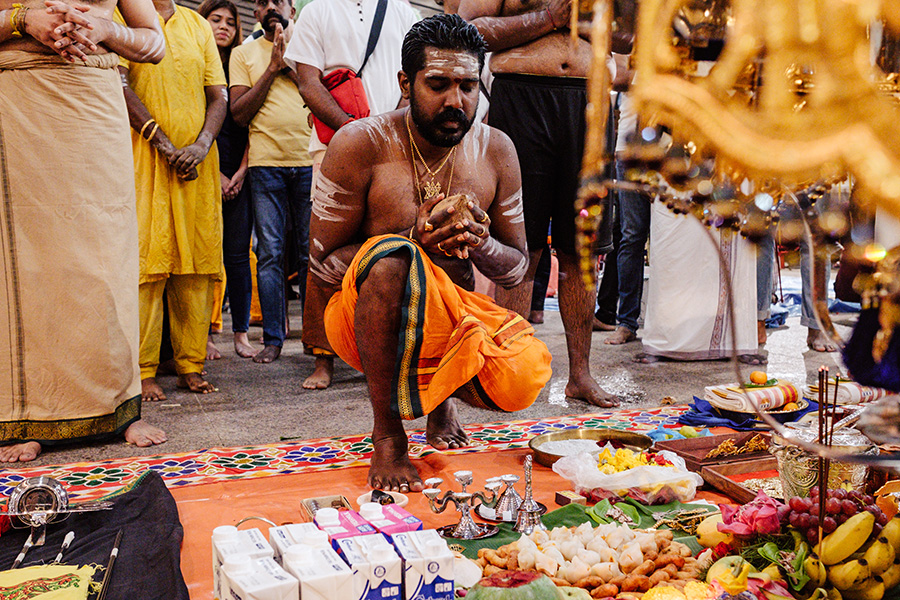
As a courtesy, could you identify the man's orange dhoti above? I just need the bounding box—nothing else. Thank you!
[324,235,553,420]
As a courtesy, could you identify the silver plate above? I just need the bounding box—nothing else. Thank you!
[436,523,499,540]
[474,501,547,523]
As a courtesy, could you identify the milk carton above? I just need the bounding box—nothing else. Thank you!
[358,503,423,539]
[338,534,403,600]
[220,555,298,600]
[392,530,454,600]
[268,523,324,564]
[212,526,274,598]
[314,507,377,549]
[282,543,355,600]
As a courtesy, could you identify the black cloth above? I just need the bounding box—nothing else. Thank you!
[219,58,249,178]
[488,73,613,255]
[595,192,620,324]
[531,244,552,312]
[0,471,189,600]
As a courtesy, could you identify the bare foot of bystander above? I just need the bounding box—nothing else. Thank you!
[425,398,468,450]
[0,441,41,462]
[302,355,333,389]
[141,377,167,402]
[604,326,636,345]
[177,372,216,393]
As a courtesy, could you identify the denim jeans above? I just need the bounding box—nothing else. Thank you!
[756,232,828,329]
[615,160,651,332]
[249,165,312,347]
[222,182,253,333]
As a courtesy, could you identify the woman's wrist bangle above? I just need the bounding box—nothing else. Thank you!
[139,118,155,139]
[147,123,160,142]
[545,7,558,30]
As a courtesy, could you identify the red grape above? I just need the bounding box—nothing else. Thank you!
[810,486,820,498]
[842,500,858,515]
[777,505,791,523]
[864,495,875,506]
[823,516,837,533]
[789,512,802,528]
[809,514,819,528]
[826,498,842,514]
[806,527,820,545]
[874,522,884,536]
[833,489,848,500]
[837,513,849,525]
[790,497,806,512]
[877,512,890,526]
[810,503,820,517]
[798,514,811,529]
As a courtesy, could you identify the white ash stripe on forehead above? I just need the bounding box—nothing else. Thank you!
[312,173,354,222]
[422,49,480,79]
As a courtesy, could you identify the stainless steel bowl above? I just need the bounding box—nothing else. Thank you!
[528,429,653,468]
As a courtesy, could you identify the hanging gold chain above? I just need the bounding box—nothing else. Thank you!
[406,111,456,202]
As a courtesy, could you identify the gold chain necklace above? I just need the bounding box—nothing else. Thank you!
[406,111,456,202]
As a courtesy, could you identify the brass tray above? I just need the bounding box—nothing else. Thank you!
[528,429,653,468]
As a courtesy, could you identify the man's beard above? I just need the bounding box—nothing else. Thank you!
[261,10,288,33]
[409,89,476,148]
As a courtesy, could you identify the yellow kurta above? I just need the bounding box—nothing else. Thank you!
[121,6,226,283]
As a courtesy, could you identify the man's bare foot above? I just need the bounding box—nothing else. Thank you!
[369,435,424,492]
[738,353,768,365]
[234,332,258,358]
[141,377,167,402]
[808,329,839,352]
[206,335,221,360]
[303,356,334,389]
[565,378,620,408]
[528,310,544,324]
[123,419,168,447]
[632,352,661,364]
[757,320,767,345]
[176,372,217,393]
[0,441,41,462]
[604,326,637,345]
[253,345,281,364]
[593,317,616,332]
[425,398,469,450]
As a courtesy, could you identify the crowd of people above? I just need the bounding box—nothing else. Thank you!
[0,0,841,490]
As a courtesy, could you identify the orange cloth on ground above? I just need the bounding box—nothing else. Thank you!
[324,235,553,420]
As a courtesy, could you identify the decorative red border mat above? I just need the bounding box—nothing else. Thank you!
[0,406,686,502]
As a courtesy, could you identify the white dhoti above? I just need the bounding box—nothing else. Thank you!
[642,201,757,360]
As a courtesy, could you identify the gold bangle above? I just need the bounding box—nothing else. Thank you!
[15,6,27,35]
[9,4,23,38]
[147,123,160,142]
[139,119,155,139]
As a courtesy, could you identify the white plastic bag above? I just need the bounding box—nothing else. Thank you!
[551,446,703,504]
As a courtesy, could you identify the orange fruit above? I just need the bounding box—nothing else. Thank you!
[749,371,768,385]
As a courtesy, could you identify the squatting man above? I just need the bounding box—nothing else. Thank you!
[307,14,552,493]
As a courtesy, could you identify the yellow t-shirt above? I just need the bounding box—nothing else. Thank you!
[230,37,312,167]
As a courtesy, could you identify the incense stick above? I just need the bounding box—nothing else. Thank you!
[96,529,123,600]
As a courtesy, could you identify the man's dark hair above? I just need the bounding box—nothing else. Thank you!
[401,14,486,82]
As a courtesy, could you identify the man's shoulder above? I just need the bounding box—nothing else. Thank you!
[472,120,515,157]
[335,112,400,152]
[232,36,264,61]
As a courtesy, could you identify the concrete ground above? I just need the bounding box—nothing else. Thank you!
[8,268,852,469]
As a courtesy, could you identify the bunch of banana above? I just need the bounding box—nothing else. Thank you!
[809,513,900,600]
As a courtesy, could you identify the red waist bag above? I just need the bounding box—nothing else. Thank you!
[312,69,370,145]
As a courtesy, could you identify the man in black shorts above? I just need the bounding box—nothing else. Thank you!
[459,0,620,407]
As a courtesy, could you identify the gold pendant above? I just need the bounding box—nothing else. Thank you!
[423,179,441,200]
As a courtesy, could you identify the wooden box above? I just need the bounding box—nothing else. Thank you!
[654,432,771,472]
[700,457,780,504]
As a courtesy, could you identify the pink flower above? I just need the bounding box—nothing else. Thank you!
[718,491,784,537]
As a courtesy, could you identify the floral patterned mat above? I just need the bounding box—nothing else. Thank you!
[0,406,686,502]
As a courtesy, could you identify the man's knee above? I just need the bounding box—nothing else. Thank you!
[361,253,412,292]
